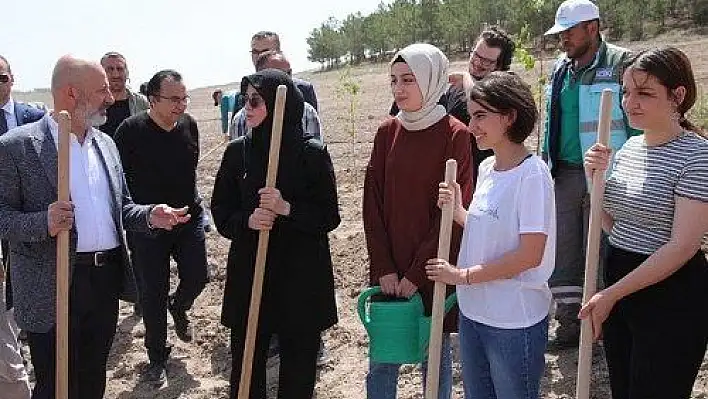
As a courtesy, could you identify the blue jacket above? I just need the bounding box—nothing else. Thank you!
[543,41,640,176]
[13,101,46,128]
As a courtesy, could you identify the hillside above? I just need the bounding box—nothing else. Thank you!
[13,29,708,398]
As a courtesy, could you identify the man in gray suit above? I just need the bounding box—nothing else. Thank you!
[0,55,191,399]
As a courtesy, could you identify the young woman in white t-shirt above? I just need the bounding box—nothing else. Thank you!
[426,72,555,399]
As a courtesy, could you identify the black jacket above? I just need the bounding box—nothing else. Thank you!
[211,69,340,334]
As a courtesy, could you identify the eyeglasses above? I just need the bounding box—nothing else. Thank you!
[241,94,264,108]
[155,95,190,105]
[250,48,274,56]
[471,51,498,68]
[0,74,10,84]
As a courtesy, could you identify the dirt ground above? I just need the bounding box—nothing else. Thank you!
[15,30,708,398]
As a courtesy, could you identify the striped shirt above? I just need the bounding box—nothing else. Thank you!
[603,132,708,255]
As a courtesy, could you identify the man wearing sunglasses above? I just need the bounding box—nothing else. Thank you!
[0,57,46,139]
[113,70,208,386]
[0,56,46,275]
[0,55,45,399]
[228,50,322,143]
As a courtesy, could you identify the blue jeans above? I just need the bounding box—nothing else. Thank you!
[459,314,548,399]
[366,334,452,399]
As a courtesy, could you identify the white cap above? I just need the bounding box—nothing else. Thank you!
[544,0,600,35]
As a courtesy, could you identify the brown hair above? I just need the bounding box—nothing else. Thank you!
[467,71,538,144]
[626,46,705,138]
[479,26,515,71]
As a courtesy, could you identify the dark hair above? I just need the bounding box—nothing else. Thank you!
[100,51,126,65]
[139,82,148,96]
[251,31,280,49]
[145,70,182,98]
[392,55,406,64]
[255,50,288,72]
[212,89,223,106]
[0,54,11,73]
[625,46,705,137]
[479,27,516,71]
[468,71,538,144]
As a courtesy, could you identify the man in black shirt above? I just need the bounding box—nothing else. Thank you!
[99,52,151,318]
[98,52,149,137]
[114,70,208,386]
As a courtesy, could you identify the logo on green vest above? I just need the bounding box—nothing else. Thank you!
[595,67,614,81]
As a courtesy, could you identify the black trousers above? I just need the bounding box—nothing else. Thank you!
[129,216,208,363]
[125,234,142,308]
[603,245,708,399]
[27,258,122,399]
[229,326,321,399]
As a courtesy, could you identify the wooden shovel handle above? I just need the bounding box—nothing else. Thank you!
[576,88,613,399]
[56,111,71,399]
[425,159,457,399]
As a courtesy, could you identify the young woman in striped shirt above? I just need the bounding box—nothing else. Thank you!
[582,46,708,399]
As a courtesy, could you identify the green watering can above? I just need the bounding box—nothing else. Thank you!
[357,286,457,364]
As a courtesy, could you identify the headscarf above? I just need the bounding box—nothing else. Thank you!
[240,68,306,154]
[392,43,450,131]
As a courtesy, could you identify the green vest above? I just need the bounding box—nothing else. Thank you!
[543,41,642,173]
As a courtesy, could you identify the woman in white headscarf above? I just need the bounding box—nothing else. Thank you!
[362,43,473,399]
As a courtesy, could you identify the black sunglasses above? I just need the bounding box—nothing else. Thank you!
[241,94,264,108]
[0,74,10,84]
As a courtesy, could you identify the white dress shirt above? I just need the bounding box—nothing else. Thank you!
[47,115,120,252]
[1,98,17,131]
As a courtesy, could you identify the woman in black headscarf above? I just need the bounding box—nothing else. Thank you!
[211,69,340,399]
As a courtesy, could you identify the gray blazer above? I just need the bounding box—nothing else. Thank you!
[0,114,152,333]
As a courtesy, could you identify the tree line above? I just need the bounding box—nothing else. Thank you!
[306,0,708,68]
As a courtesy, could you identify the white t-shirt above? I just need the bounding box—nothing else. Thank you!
[456,155,556,329]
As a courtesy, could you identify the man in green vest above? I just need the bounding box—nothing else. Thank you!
[542,0,641,349]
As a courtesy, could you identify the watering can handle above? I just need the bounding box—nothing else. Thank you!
[357,286,383,327]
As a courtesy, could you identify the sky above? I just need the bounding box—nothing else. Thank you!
[2,0,386,91]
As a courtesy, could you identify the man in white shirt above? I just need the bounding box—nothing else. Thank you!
[0,55,191,399]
